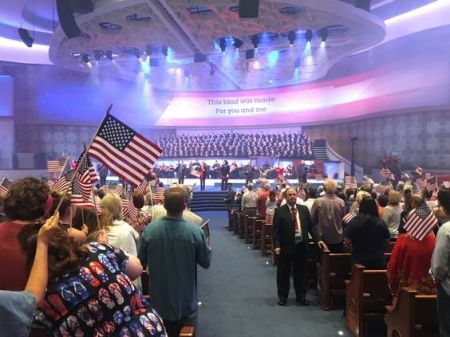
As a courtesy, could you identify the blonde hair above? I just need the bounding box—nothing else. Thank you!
[100,193,123,220]
[356,191,370,204]
[387,191,401,206]
[323,179,337,194]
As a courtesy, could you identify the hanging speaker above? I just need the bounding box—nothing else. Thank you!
[239,0,259,18]
[18,28,33,47]
[56,0,82,38]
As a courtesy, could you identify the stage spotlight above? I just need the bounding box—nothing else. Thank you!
[82,54,90,63]
[105,50,113,61]
[319,27,328,42]
[251,35,259,49]
[218,38,226,52]
[245,49,255,60]
[233,38,243,49]
[93,50,102,61]
[287,31,296,46]
[18,28,34,47]
[305,29,313,42]
[161,46,168,57]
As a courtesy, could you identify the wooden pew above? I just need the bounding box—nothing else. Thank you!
[179,326,195,337]
[385,287,438,337]
[234,210,242,236]
[345,264,391,337]
[242,207,257,240]
[252,217,265,249]
[261,213,273,257]
[317,251,351,310]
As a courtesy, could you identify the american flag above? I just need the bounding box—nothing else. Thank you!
[380,167,395,181]
[373,183,391,196]
[76,152,96,202]
[415,166,424,176]
[126,194,139,226]
[87,114,163,187]
[403,203,438,241]
[135,181,149,194]
[47,159,66,174]
[415,177,428,191]
[71,179,95,208]
[49,175,70,193]
[113,184,124,196]
[427,176,438,192]
[344,176,357,189]
[342,213,355,224]
[0,177,12,195]
[151,186,165,203]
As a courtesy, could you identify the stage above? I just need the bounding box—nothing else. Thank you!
[106,177,341,191]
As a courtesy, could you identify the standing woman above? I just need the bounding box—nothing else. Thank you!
[18,226,166,337]
[344,197,390,269]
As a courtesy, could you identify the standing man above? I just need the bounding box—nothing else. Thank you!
[199,162,207,191]
[98,164,109,186]
[139,187,211,337]
[220,160,230,191]
[431,186,450,337]
[310,179,346,252]
[273,187,327,306]
[177,162,185,184]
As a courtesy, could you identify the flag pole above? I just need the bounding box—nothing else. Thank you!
[58,156,70,179]
[53,104,113,215]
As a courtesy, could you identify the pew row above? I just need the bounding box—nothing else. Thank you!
[345,264,391,337]
[385,287,437,337]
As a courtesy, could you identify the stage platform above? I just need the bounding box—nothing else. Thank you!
[105,177,341,192]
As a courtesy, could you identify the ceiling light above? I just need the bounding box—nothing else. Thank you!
[305,29,313,42]
[218,38,226,52]
[251,35,259,49]
[287,31,296,46]
[319,27,328,42]
[82,54,90,63]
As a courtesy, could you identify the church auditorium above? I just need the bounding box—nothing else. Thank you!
[1,1,450,337]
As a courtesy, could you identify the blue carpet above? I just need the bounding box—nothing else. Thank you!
[195,211,357,337]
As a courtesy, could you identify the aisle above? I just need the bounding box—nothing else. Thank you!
[195,211,352,337]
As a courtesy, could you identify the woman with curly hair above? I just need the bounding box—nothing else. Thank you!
[0,177,50,291]
[18,223,166,337]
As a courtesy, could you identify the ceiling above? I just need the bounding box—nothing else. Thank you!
[0,0,442,91]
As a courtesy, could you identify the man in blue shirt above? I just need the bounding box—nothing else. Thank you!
[139,187,211,337]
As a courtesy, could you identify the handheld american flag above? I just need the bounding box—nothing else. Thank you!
[426,176,437,192]
[380,167,395,181]
[403,202,438,241]
[47,158,66,174]
[344,176,357,189]
[415,177,428,191]
[0,177,12,195]
[87,114,163,187]
[76,151,96,201]
[49,175,71,193]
